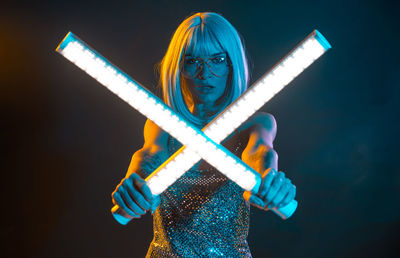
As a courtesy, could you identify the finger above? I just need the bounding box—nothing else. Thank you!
[248,193,262,205]
[120,184,146,215]
[278,184,296,208]
[250,194,269,209]
[248,194,269,211]
[260,169,280,199]
[127,180,151,211]
[122,180,150,212]
[112,191,140,218]
[244,191,269,211]
[265,171,285,207]
[129,173,141,181]
[258,168,277,197]
[270,178,291,208]
[130,173,153,202]
[135,177,154,203]
[111,178,128,205]
[112,204,135,221]
[125,176,151,207]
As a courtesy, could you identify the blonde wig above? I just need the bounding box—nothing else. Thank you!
[159,12,249,126]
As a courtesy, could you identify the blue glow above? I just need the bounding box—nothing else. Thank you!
[314,30,332,50]
[55,31,76,51]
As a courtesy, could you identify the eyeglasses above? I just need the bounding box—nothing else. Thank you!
[181,54,231,78]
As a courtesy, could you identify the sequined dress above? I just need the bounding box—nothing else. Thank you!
[145,135,252,257]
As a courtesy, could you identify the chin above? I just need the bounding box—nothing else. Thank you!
[199,96,219,103]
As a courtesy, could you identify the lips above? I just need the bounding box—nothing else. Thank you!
[196,85,215,93]
[197,85,215,89]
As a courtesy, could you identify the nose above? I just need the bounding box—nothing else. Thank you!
[194,61,212,80]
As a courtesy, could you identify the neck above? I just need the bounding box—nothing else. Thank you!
[192,101,224,123]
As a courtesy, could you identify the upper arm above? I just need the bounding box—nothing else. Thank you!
[125,119,169,178]
[241,112,278,173]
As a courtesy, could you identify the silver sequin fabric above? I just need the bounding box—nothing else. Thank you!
[145,135,252,257]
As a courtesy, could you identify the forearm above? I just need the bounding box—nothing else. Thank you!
[125,148,168,179]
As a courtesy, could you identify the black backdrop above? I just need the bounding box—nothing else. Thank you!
[2,0,399,257]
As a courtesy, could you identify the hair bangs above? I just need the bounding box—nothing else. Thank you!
[185,24,224,57]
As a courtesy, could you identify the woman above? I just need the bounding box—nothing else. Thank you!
[112,12,296,257]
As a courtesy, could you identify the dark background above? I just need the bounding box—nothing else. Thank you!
[2,0,399,257]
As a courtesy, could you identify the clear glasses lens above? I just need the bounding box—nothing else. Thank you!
[182,55,230,78]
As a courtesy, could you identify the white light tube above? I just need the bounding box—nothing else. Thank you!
[56,33,262,190]
[56,30,331,224]
[119,30,331,224]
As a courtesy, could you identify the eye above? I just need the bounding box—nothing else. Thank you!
[211,56,226,64]
[185,58,197,65]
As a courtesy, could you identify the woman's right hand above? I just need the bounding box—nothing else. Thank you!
[111,173,160,219]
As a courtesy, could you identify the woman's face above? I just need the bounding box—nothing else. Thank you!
[181,45,231,106]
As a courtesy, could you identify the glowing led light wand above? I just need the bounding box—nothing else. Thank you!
[56,30,331,224]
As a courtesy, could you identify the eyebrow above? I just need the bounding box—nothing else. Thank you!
[185,52,226,57]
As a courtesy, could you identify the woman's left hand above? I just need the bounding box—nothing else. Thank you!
[244,168,296,210]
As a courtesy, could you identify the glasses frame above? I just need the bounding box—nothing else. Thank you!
[181,53,232,79]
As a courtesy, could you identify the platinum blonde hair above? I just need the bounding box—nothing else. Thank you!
[159,12,249,126]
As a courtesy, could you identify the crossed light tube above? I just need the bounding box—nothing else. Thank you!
[56,30,331,225]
